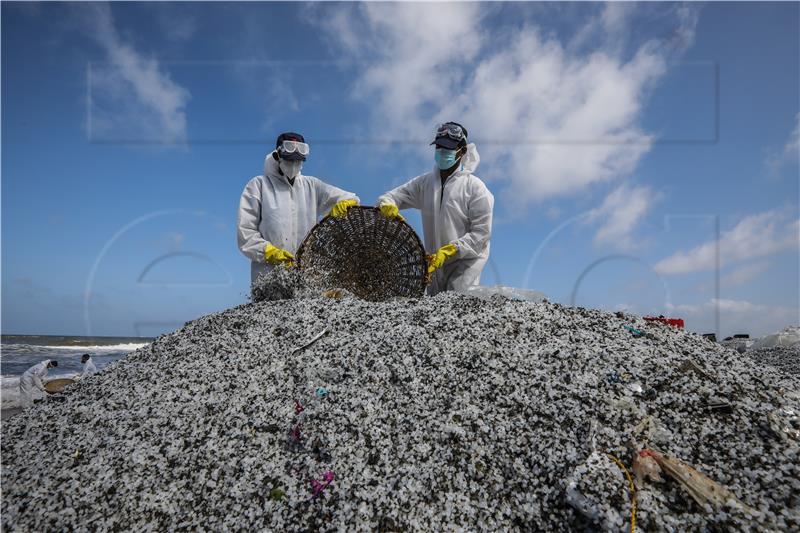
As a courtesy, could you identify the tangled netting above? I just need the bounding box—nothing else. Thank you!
[295,206,428,301]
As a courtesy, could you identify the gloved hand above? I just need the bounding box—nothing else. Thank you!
[427,244,458,274]
[330,199,358,218]
[264,244,295,267]
[379,202,405,221]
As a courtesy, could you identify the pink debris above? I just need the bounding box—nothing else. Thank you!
[290,424,303,442]
[294,400,304,414]
[310,470,335,499]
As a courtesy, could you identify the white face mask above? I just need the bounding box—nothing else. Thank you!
[280,160,303,180]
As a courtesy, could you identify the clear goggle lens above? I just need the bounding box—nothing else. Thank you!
[435,123,465,141]
[280,140,310,156]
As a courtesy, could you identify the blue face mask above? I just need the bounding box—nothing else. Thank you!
[434,148,459,170]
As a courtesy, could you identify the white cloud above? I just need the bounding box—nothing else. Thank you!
[766,112,800,177]
[86,4,190,144]
[720,261,769,288]
[587,184,658,250]
[696,261,770,292]
[666,298,799,339]
[153,5,197,43]
[654,210,799,275]
[568,2,636,52]
[314,3,698,211]
[260,76,300,130]
[788,113,800,155]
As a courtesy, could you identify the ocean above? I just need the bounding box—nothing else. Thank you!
[1,335,151,409]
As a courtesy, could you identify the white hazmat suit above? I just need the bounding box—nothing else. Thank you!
[378,143,494,295]
[237,152,359,284]
[19,360,51,408]
[81,357,97,379]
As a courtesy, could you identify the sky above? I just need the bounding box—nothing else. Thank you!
[2,1,798,339]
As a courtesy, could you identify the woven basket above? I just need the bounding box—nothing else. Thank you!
[296,206,427,301]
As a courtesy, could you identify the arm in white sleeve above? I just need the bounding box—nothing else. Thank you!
[33,375,45,392]
[313,178,359,216]
[377,175,424,210]
[451,182,494,259]
[237,178,270,262]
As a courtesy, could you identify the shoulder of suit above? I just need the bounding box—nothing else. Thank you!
[411,171,435,185]
[465,173,491,193]
[243,175,264,193]
[305,175,341,190]
[247,174,265,186]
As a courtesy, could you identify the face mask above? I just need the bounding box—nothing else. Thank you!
[434,148,459,170]
[280,160,303,179]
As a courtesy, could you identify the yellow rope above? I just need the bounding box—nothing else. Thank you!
[606,453,636,533]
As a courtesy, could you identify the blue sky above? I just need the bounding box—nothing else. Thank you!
[2,2,798,339]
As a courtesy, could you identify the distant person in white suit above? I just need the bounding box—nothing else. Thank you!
[19,359,58,408]
[80,353,97,379]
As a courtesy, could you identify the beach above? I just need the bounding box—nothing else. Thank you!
[0,335,150,417]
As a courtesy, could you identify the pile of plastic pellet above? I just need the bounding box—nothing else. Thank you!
[748,345,800,377]
[2,277,798,531]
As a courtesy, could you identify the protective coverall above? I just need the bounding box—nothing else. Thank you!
[81,358,97,379]
[237,152,359,284]
[19,360,51,408]
[378,143,494,295]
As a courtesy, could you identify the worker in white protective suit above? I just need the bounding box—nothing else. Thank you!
[79,353,97,379]
[378,122,494,295]
[237,132,360,285]
[19,359,58,408]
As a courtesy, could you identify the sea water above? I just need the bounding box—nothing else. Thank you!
[1,335,150,409]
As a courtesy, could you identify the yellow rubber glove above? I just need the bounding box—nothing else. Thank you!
[427,244,458,274]
[264,244,295,267]
[330,199,358,218]
[379,202,405,221]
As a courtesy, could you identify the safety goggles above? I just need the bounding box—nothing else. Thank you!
[280,140,310,156]
[435,123,466,141]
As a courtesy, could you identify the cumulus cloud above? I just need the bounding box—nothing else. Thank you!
[315,2,484,141]
[314,3,698,211]
[586,184,659,250]
[86,3,190,144]
[569,2,637,51]
[654,210,799,275]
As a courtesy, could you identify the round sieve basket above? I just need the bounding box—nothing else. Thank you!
[295,206,427,301]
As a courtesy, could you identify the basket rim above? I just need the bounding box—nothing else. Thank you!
[295,205,428,298]
[44,378,75,392]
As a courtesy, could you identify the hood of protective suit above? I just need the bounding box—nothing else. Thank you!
[459,143,480,174]
[263,151,299,182]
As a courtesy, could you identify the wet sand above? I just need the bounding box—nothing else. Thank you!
[1,408,22,420]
